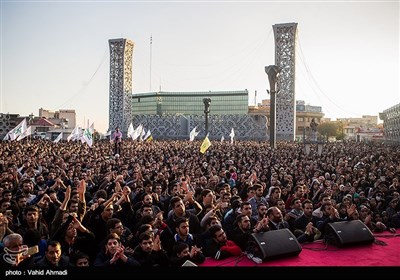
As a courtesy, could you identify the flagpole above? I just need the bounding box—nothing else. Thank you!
[150,35,152,92]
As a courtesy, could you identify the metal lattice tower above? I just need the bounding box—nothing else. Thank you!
[109,38,134,135]
[273,23,298,141]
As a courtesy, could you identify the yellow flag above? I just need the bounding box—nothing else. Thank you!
[146,135,153,142]
[200,136,211,153]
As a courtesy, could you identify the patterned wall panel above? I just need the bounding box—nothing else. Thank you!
[381,103,400,143]
[273,23,297,141]
[109,38,134,135]
[131,115,268,141]
[0,113,12,138]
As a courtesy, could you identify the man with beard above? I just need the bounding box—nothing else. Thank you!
[204,224,241,260]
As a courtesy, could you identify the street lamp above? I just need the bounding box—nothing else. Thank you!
[341,120,344,140]
[265,65,281,149]
[203,98,211,136]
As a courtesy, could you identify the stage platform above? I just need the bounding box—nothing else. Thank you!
[200,232,400,267]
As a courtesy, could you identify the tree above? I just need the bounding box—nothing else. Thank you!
[335,122,345,140]
[317,122,338,139]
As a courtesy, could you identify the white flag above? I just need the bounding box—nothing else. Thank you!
[139,127,146,142]
[16,126,32,141]
[80,128,86,143]
[143,130,151,141]
[67,126,77,142]
[132,124,142,141]
[88,122,95,134]
[54,132,63,143]
[229,128,235,144]
[67,126,82,142]
[82,127,93,147]
[7,119,27,141]
[189,126,199,141]
[104,130,112,142]
[221,135,224,142]
[127,122,134,138]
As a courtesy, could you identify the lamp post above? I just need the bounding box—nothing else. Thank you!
[341,121,344,140]
[203,98,211,137]
[265,65,281,149]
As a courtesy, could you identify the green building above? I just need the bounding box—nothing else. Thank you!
[132,90,249,115]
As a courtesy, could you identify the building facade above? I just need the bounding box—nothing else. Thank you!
[132,90,248,116]
[130,90,267,140]
[295,100,324,141]
[39,108,75,129]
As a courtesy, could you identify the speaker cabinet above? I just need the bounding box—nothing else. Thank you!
[327,220,374,247]
[248,229,302,261]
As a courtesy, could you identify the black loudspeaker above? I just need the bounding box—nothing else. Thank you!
[248,229,302,261]
[326,220,375,247]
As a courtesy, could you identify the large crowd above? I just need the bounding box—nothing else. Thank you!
[0,139,399,268]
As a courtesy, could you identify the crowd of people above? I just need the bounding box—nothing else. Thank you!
[0,138,399,268]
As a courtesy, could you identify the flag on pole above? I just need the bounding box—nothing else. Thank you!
[189,126,199,141]
[229,128,235,144]
[16,126,32,141]
[221,135,224,142]
[200,134,211,154]
[139,128,146,142]
[88,122,95,134]
[143,130,152,141]
[82,127,93,147]
[104,130,111,138]
[132,124,142,141]
[146,134,153,142]
[54,132,63,143]
[67,126,81,142]
[6,119,27,141]
[127,122,134,138]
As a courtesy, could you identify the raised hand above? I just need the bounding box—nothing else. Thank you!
[152,234,162,251]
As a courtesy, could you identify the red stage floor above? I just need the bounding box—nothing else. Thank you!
[200,232,400,267]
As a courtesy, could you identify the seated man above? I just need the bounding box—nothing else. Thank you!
[132,232,169,267]
[170,242,201,267]
[161,217,205,264]
[94,233,139,267]
[204,224,241,260]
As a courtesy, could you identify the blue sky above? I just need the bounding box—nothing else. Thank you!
[1,0,399,133]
